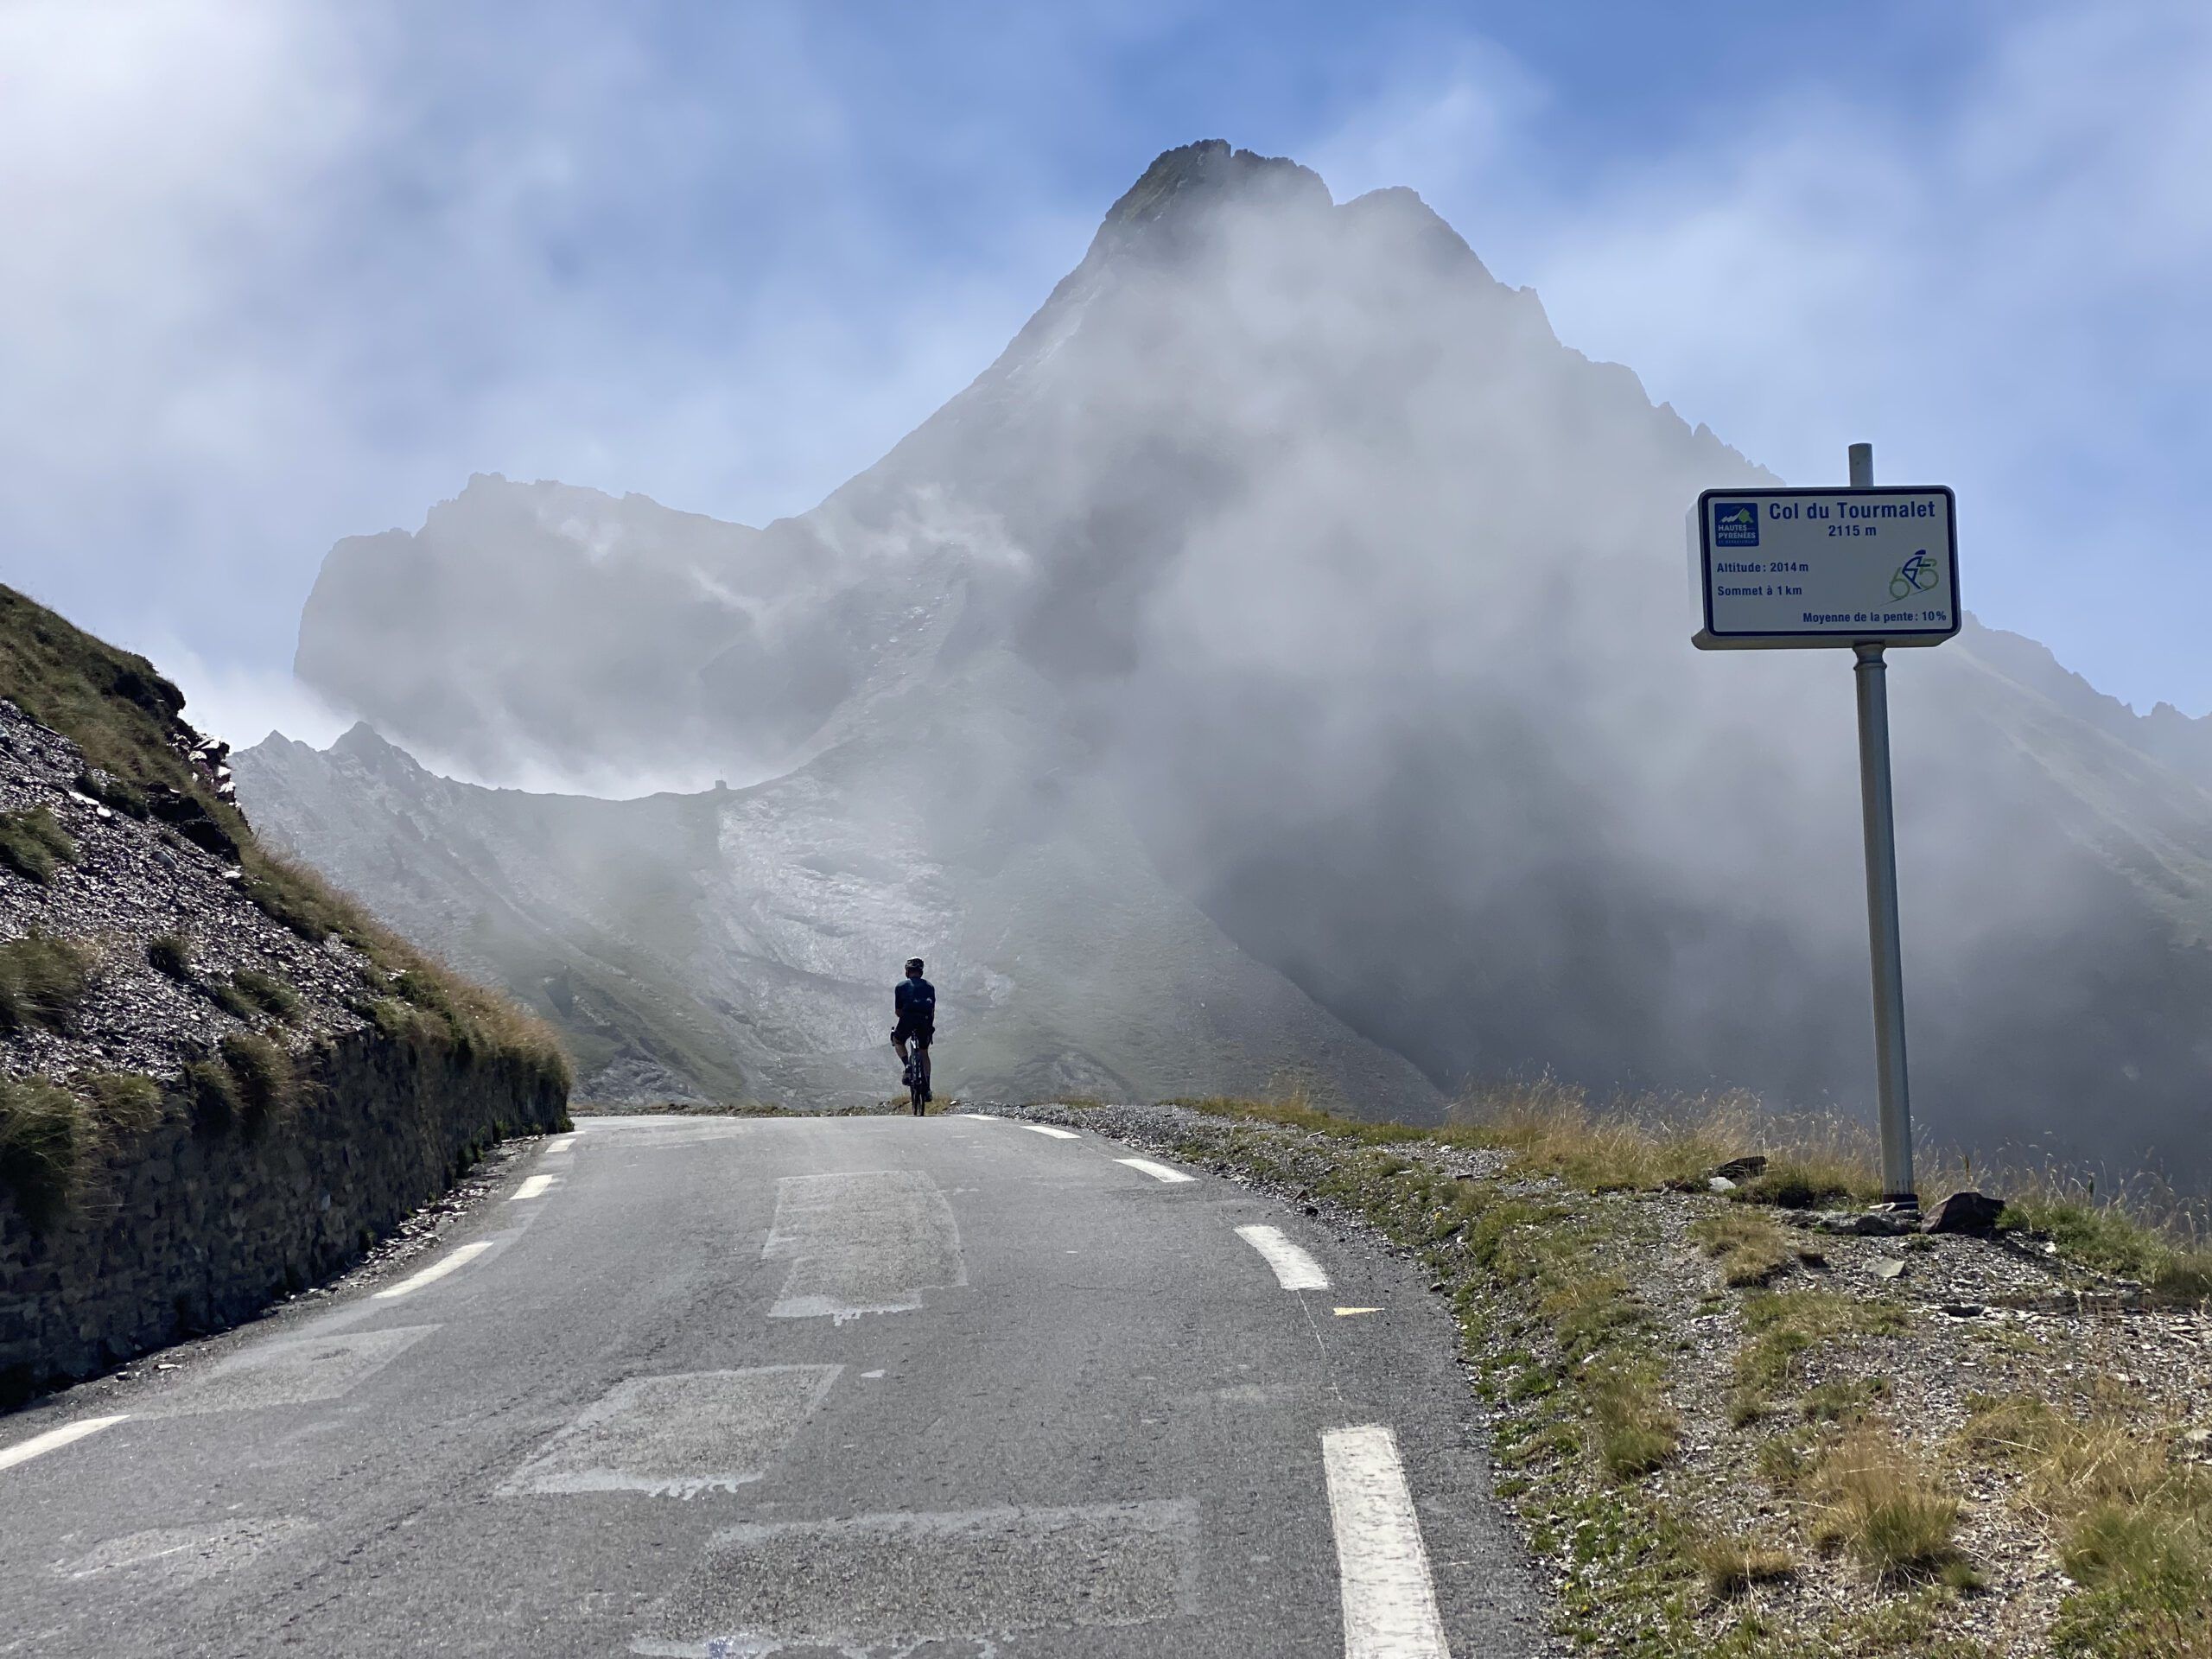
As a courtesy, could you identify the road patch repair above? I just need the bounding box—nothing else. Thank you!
[140,1326,437,1416]
[500,1366,842,1498]
[52,1517,312,1584]
[762,1170,967,1322]
[632,1498,1199,1655]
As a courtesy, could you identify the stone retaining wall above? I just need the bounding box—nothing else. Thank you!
[0,1031,566,1402]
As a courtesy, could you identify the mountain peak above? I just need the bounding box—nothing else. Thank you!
[1090,140,1332,261]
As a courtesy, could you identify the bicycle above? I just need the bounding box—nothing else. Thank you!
[901,1038,931,1115]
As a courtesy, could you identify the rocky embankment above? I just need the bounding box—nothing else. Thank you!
[0,588,569,1402]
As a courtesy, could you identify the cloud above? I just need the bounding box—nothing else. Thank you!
[0,1,1094,708]
[1307,3,2212,715]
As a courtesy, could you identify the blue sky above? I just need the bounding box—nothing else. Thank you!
[3,1,2208,745]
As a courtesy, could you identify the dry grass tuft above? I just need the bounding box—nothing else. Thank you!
[1446,1076,1880,1205]
[1809,1426,1965,1580]
[1587,1359,1680,1479]
[0,1076,98,1227]
[1694,1532,1797,1599]
[147,931,192,979]
[1690,1207,1795,1287]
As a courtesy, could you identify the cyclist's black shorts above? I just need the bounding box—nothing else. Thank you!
[893,1016,934,1049]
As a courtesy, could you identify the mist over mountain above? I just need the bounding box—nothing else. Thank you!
[252,141,2212,1176]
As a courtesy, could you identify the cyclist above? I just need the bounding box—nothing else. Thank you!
[893,957,936,1112]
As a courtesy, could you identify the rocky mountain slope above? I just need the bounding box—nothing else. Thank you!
[0,586,568,1394]
[250,141,2212,1175]
[235,702,1442,1114]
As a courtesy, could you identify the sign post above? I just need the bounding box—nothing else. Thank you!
[1688,448,1958,1207]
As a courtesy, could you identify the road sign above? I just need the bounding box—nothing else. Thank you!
[1687,448,1948,1207]
[1690,486,1958,650]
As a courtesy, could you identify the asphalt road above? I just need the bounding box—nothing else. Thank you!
[0,1112,1543,1657]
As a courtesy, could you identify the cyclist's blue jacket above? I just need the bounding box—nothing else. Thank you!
[895,977,936,1020]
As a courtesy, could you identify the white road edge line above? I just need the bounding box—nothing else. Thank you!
[372,1240,495,1300]
[0,1414,128,1472]
[1022,1124,1081,1140]
[1322,1425,1451,1659]
[953,1114,999,1122]
[543,1135,575,1154]
[1236,1224,1330,1290]
[1116,1157,1197,1185]
[510,1173,557,1201]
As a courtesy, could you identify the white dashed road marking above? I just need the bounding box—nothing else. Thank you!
[544,1135,575,1154]
[1116,1157,1196,1185]
[0,1414,126,1472]
[511,1173,557,1201]
[1236,1224,1330,1290]
[373,1240,495,1300]
[1022,1124,1081,1140]
[1321,1425,1451,1659]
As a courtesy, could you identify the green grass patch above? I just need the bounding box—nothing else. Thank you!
[0,931,92,1033]
[0,1076,98,1228]
[229,968,302,1020]
[0,804,77,883]
[2000,1186,2212,1303]
[1732,1290,1910,1421]
[147,931,192,979]
[1957,1392,2211,1654]
[218,1033,296,1128]
[1588,1359,1680,1479]
[208,977,257,1020]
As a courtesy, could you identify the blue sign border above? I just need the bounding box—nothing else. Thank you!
[1693,486,1961,651]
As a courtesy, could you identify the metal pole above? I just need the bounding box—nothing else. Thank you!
[1849,441,1916,1206]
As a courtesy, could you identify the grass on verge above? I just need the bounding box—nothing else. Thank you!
[1448,1075,1879,1205]
[1696,1533,1798,1598]
[1958,1392,2212,1655]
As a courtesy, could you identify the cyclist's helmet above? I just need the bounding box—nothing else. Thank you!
[905,957,925,975]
